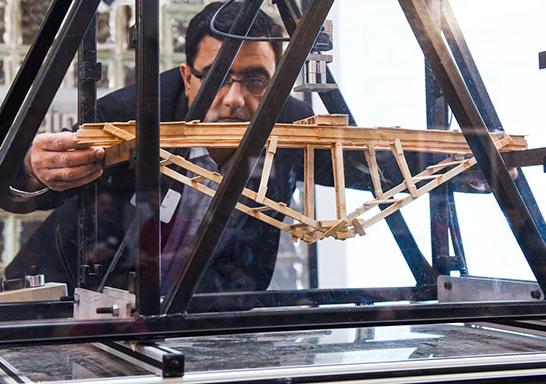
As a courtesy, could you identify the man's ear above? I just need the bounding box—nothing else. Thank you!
[179,63,191,97]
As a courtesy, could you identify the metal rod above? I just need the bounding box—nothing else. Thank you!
[274,0,355,125]
[441,0,546,241]
[2,300,546,346]
[0,0,72,143]
[448,190,467,273]
[441,0,502,132]
[187,286,437,312]
[382,210,438,285]
[135,0,161,315]
[0,0,102,194]
[77,15,99,289]
[0,301,73,322]
[399,0,546,290]
[162,0,335,314]
[425,0,453,275]
[98,220,136,292]
[501,148,546,169]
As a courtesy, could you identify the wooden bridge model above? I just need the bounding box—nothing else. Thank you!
[76,115,527,243]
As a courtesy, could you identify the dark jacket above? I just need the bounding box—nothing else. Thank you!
[4,68,404,297]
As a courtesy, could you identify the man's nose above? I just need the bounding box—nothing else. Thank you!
[222,81,245,110]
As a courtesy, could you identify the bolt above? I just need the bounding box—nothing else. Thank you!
[96,304,120,317]
[444,281,452,290]
[531,290,542,299]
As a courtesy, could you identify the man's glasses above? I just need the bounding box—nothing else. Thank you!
[190,67,270,96]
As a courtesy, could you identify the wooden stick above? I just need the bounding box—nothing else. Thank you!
[331,142,347,219]
[392,139,418,198]
[304,145,315,219]
[358,158,477,231]
[102,123,135,166]
[76,120,527,165]
[364,144,383,199]
[351,218,366,236]
[256,136,278,203]
[160,165,307,241]
[426,159,465,172]
[159,149,321,229]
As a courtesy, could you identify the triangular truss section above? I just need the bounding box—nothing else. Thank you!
[76,114,526,243]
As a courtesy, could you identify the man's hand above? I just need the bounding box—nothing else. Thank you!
[452,166,519,193]
[24,132,105,192]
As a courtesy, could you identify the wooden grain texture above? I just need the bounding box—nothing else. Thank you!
[76,117,527,160]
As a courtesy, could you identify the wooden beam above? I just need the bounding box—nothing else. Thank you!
[159,149,320,229]
[392,138,418,197]
[331,142,347,219]
[102,123,135,166]
[160,165,300,239]
[256,136,278,203]
[304,145,315,219]
[76,120,527,164]
[364,144,383,199]
[294,114,349,126]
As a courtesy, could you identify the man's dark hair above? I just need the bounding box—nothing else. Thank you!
[185,1,284,68]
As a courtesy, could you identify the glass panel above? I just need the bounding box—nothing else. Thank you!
[0,0,542,343]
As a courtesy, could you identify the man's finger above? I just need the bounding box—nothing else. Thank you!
[40,147,104,169]
[48,169,104,192]
[33,132,79,151]
[38,163,104,185]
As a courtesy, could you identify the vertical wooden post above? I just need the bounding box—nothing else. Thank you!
[304,145,315,219]
[256,136,278,203]
[331,142,347,219]
[364,144,384,199]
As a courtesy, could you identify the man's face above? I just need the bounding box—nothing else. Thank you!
[180,35,276,122]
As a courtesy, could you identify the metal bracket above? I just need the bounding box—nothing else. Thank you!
[539,51,546,69]
[438,275,544,302]
[435,255,467,275]
[73,287,135,320]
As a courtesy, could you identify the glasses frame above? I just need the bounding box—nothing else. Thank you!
[190,66,270,96]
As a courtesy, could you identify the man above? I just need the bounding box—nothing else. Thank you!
[2,2,422,298]
[3,2,351,294]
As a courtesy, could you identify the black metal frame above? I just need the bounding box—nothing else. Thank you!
[77,14,100,289]
[187,286,437,313]
[400,0,546,292]
[0,0,102,193]
[0,0,543,347]
[134,0,161,315]
[275,0,438,288]
[0,0,72,144]
[1,301,546,347]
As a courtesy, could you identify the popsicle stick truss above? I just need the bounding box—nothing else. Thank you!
[77,115,526,243]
